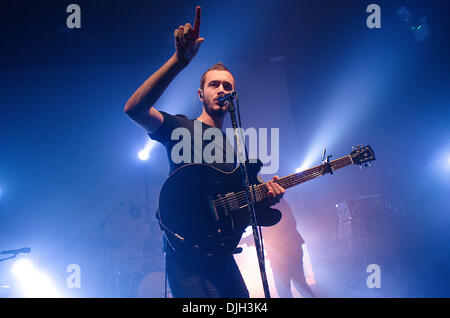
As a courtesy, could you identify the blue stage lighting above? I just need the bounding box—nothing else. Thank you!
[10,258,34,278]
[138,149,150,161]
[10,258,62,297]
[137,140,157,161]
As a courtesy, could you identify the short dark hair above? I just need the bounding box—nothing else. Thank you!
[200,62,234,90]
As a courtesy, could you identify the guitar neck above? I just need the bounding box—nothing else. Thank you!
[253,155,354,201]
[211,145,374,216]
[276,155,353,189]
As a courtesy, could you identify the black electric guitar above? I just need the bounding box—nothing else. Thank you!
[157,145,375,264]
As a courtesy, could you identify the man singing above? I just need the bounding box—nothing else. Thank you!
[124,6,285,297]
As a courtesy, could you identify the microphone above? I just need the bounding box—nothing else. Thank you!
[0,247,31,255]
[218,92,237,105]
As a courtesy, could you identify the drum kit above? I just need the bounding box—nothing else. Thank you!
[98,201,169,298]
[109,253,167,298]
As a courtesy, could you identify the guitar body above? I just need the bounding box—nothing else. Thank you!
[157,145,376,264]
[158,160,281,264]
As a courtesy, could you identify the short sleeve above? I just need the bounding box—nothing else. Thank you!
[148,111,185,143]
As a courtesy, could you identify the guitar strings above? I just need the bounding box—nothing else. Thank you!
[212,159,349,209]
[212,158,351,210]
[213,162,343,209]
[213,168,327,210]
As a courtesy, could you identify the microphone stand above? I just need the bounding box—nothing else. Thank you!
[0,248,31,262]
[227,95,271,298]
[0,255,16,262]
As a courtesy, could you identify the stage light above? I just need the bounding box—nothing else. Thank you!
[10,258,62,298]
[305,276,316,286]
[11,258,34,278]
[444,154,450,172]
[430,145,450,179]
[234,244,278,297]
[295,143,328,173]
[396,6,431,42]
[137,140,157,161]
[241,226,253,239]
[138,149,150,161]
[302,244,316,287]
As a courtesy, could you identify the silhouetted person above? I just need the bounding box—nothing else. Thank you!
[242,199,316,298]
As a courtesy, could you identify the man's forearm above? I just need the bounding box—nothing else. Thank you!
[124,53,188,117]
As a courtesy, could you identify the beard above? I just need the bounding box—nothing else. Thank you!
[204,100,229,118]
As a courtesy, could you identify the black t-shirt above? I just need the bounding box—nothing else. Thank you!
[149,111,237,174]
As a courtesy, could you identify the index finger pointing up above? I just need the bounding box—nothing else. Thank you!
[193,6,201,37]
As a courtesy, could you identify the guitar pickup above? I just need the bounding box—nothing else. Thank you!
[224,193,240,212]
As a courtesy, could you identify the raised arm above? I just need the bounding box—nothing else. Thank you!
[124,6,205,134]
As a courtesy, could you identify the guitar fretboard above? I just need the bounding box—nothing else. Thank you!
[264,155,353,192]
[212,155,353,210]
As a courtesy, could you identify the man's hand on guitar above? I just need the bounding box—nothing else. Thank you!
[266,176,285,206]
[174,6,205,64]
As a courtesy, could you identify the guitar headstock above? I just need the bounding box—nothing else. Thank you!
[350,144,375,167]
